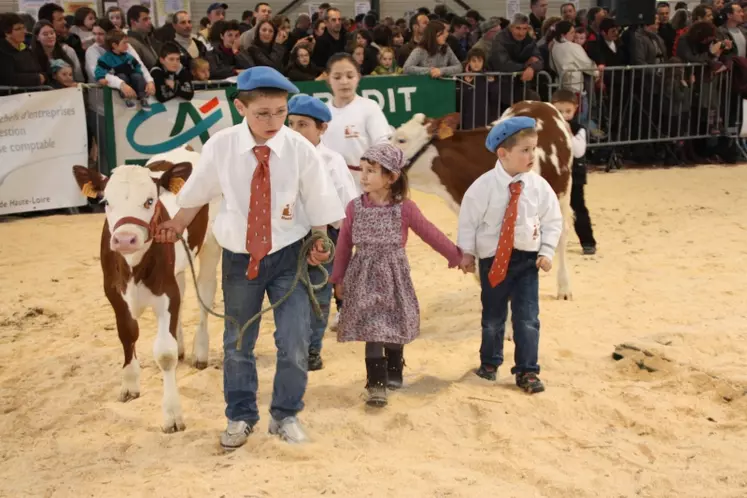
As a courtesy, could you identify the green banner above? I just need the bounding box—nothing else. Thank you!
[294,75,455,127]
[100,75,455,173]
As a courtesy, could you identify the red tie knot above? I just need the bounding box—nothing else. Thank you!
[253,145,271,163]
[509,181,523,196]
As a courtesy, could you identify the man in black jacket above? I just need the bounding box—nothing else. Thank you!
[311,7,347,69]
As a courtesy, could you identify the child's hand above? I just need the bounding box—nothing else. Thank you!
[121,83,137,99]
[334,283,343,300]
[536,256,552,272]
[154,220,185,244]
[307,239,330,265]
[459,254,476,274]
[166,79,175,89]
[145,81,155,96]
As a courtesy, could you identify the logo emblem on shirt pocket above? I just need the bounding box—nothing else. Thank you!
[281,203,294,220]
[344,125,360,139]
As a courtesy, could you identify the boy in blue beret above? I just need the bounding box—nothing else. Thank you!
[457,116,563,394]
[287,94,357,371]
[155,66,345,448]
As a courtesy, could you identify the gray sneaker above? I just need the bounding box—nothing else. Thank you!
[220,420,253,450]
[268,416,309,444]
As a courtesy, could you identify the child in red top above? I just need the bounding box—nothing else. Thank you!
[330,143,470,407]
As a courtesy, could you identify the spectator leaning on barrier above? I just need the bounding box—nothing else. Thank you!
[48,57,76,88]
[126,5,159,69]
[150,41,194,103]
[205,20,251,79]
[0,12,46,87]
[95,28,150,110]
[371,46,402,74]
[32,20,84,82]
[488,14,544,107]
[403,20,462,77]
[85,18,154,92]
[171,10,208,70]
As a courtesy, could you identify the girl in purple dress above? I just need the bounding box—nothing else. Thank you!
[329,143,469,407]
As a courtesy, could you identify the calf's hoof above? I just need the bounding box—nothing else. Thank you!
[193,359,208,370]
[118,390,140,402]
[162,414,186,433]
[557,291,573,301]
[178,352,185,361]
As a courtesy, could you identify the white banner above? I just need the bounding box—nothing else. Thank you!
[0,87,88,215]
[112,88,236,165]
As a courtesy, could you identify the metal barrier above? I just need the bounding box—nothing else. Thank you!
[0,85,55,96]
[450,70,557,131]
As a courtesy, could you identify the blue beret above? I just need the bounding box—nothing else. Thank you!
[485,116,537,153]
[288,94,332,123]
[236,66,299,93]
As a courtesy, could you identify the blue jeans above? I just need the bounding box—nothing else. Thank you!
[478,250,541,375]
[221,240,311,425]
[309,226,339,353]
[116,72,146,99]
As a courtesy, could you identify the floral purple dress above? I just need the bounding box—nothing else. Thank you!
[329,195,462,345]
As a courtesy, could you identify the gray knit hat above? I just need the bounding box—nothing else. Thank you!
[361,143,406,173]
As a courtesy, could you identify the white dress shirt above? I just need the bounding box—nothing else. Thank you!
[177,121,345,255]
[571,127,587,158]
[458,160,563,260]
[316,142,359,228]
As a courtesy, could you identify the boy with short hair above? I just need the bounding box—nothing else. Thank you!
[155,67,345,449]
[551,89,597,255]
[150,41,194,103]
[457,117,563,394]
[94,29,149,109]
[287,94,358,372]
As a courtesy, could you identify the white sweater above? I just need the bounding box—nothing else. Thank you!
[549,39,598,92]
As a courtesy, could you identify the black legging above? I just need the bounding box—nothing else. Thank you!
[365,342,403,359]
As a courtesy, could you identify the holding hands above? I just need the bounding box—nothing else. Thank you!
[459,254,476,274]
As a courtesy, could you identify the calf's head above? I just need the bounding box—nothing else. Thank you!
[72,163,192,255]
[391,112,461,169]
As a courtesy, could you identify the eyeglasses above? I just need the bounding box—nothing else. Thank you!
[253,109,287,121]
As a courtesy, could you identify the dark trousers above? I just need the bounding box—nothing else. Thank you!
[116,72,146,99]
[570,179,596,248]
[479,251,540,375]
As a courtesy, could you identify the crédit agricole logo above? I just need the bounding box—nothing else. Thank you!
[126,96,223,155]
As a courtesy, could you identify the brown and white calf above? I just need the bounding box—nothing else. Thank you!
[391,101,573,300]
[72,146,221,432]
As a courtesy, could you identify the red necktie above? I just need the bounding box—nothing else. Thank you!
[488,181,523,288]
[245,145,272,280]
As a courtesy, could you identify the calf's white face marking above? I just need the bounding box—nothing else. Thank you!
[103,166,160,255]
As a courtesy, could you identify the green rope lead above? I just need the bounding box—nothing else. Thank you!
[178,230,335,352]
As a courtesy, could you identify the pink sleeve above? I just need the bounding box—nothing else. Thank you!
[402,200,462,267]
[329,201,355,284]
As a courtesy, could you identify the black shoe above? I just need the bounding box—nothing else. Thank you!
[475,364,497,381]
[308,350,323,371]
[582,245,597,255]
[516,372,545,394]
[365,358,388,407]
[384,347,405,389]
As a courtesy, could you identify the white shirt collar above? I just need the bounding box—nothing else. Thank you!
[493,159,525,186]
[237,118,287,158]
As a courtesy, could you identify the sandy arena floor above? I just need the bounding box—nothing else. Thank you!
[1,165,747,498]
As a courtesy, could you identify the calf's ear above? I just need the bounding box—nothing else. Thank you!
[158,162,193,195]
[427,112,461,140]
[72,165,108,198]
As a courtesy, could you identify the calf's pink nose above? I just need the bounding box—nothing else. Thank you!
[111,231,139,251]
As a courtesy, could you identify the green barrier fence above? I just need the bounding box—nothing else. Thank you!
[97,75,456,174]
